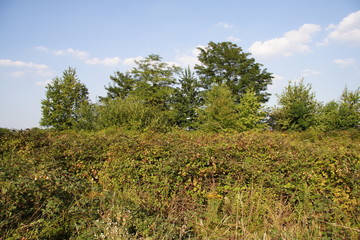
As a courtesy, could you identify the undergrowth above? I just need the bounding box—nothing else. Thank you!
[1,128,359,239]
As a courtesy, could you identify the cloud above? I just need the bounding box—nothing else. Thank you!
[35,46,48,52]
[123,56,144,66]
[333,58,356,68]
[0,59,54,78]
[0,59,49,70]
[8,71,25,77]
[249,24,321,59]
[52,48,90,59]
[174,45,207,67]
[321,10,360,46]
[85,57,121,66]
[227,36,241,42]
[36,79,52,87]
[37,46,121,67]
[215,22,234,29]
[301,69,321,77]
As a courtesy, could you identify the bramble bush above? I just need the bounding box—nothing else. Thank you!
[1,128,359,239]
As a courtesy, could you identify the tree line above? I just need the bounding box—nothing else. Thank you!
[40,41,359,132]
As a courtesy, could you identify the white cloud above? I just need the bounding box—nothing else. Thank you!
[174,45,206,67]
[45,47,121,66]
[8,71,25,77]
[35,46,48,52]
[273,74,285,81]
[85,57,121,66]
[227,36,241,42]
[301,69,321,77]
[333,58,356,68]
[215,22,234,29]
[249,24,321,59]
[0,59,49,70]
[0,59,54,78]
[36,79,52,87]
[52,48,90,59]
[321,10,360,46]
[123,56,144,66]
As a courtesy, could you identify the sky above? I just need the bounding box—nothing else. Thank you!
[0,0,359,129]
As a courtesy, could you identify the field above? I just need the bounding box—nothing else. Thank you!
[1,128,359,239]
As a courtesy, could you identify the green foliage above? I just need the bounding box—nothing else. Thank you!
[131,54,181,110]
[236,88,267,131]
[173,67,202,128]
[1,129,359,239]
[199,85,267,132]
[271,79,319,131]
[195,41,273,103]
[338,87,360,129]
[100,71,136,101]
[40,67,90,130]
[96,96,175,131]
[317,87,359,131]
[199,84,240,132]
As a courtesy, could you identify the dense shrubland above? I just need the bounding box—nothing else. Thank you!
[1,128,359,239]
[1,41,359,239]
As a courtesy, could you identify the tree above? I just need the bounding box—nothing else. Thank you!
[131,54,181,110]
[173,67,202,128]
[195,41,273,103]
[100,72,136,101]
[199,84,240,132]
[236,88,267,131]
[40,67,89,130]
[338,87,360,129]
[271,80,319,131]
[317,100,340,131]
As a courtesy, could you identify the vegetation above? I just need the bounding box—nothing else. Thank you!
[38,42,358,132]
[40,67,90,130]
[1,41,359,239]
[1,129,359,239]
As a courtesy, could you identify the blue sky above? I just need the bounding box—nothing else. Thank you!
[1,0,359,129]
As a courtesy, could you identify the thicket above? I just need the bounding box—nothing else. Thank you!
[1,128,359,239]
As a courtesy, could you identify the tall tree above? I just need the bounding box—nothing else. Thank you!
[195,41,273,103]
[173,67,202,128]
[40,67,89,130]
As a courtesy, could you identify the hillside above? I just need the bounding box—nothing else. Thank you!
[1,128,359,239]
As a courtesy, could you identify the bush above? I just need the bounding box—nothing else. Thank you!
[1,129,359,239]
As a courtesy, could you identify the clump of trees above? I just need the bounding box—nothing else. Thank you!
[40,42,359,132]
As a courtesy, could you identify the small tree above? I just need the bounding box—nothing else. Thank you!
[338,87,360,129]
[199,84,240,132]
[40,67,89,130]
[271,80,319,131]
[236,88,267,131]
[173,67,202,128]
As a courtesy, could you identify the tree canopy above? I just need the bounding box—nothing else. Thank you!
[39,43,359,132]
[40,67,89,130]
[195,41,273,103]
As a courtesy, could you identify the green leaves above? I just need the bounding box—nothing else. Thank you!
[1,129,359,238]
[195,41,273,103]
[271,80,319,131]
[40,67,89,130]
